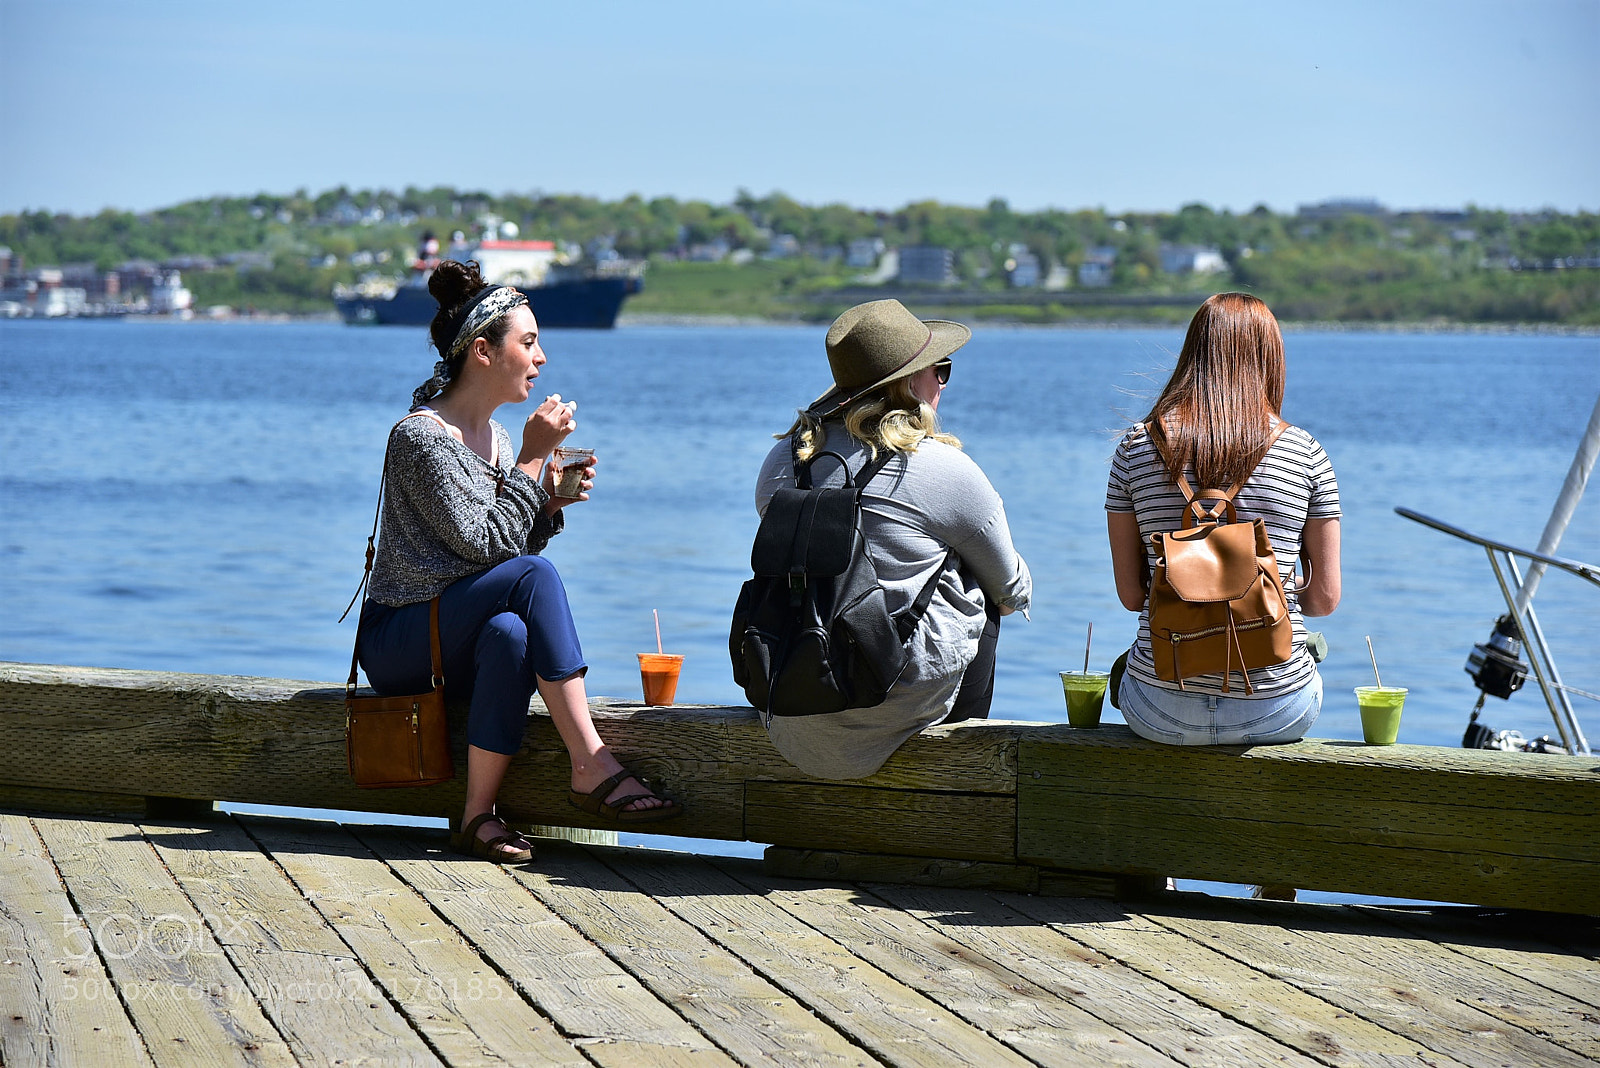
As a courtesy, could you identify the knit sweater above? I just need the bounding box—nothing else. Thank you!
[367,413,562,606]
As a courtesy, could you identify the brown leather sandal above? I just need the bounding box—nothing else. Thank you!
[568,769,683,824]
[449,813,535,864]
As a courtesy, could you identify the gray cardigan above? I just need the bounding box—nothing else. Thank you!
[368,413,562,607]
[754,428,1031,779]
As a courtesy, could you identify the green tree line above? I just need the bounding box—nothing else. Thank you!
[2,187,1595,322]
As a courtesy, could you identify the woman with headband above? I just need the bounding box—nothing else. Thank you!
[356,259,681,864]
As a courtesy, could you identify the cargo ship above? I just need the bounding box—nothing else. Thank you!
[335,235,643,329]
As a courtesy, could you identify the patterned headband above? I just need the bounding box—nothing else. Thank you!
[447,285,529,358]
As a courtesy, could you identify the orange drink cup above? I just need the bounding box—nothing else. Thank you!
[1355,686,1407,745]
[1060,671,1109,728]
[638,653,684,706]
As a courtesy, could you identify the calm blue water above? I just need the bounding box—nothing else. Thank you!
[3,319,1597,899]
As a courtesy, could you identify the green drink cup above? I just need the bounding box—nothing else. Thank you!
[1355,686,1408,745]
[1061,671,1110,728]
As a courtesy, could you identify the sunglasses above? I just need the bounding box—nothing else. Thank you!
[934,359,952,385]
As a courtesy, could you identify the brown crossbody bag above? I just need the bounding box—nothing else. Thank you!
[338,411,454,789]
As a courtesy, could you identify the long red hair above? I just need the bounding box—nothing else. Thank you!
[1144,292,1286,488]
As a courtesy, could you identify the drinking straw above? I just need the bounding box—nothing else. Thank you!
[1365,635,1382,688]
[1083,622,1093,674]
[654,610,663,655]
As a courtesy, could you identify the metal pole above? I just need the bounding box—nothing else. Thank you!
[1514,393,1600,615]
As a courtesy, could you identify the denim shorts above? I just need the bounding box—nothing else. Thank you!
[1119,670,1322,746]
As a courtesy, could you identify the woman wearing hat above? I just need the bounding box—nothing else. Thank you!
[753,299,1032,779]
[355,259,681,864]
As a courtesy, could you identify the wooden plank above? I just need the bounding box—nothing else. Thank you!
[0,664,1016,833]
[719,863,1181,1068]
[0,784,146,816]
[874,882,1328,1068]
[0,812,153,1068]
[599,845,1042,1068]
[763,847,1040,893]
[532,702,1021,793]
[1020,723,1600,797]
[241,816,587,1065]
[354,825,736,1068]
[1018,727,1600,913]
[1037,870,1167,900]
[1024,791,1599,913]
[504,840,875,1067]
[1283,904,1600,1061]
[998,890,1478,1068]
[1142,895,1596,1068]
[169,814,583,1067]
[746,782,1016,862]
[31,815,298,1067]
[1365,907,1600,1010]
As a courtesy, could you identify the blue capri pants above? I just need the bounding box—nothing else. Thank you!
[358,555,587,755]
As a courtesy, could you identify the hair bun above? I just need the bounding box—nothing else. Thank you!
[427,259,486,308]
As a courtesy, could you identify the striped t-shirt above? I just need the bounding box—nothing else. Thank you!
[1105,420,1341,698]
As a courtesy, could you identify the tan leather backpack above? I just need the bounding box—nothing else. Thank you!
[1145,421,1293,694]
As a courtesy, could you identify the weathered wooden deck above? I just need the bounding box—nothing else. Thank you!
[4,660,1599,1065]
[7,807,1599,1068]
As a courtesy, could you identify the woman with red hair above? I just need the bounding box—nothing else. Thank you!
[1106,293,1342,745]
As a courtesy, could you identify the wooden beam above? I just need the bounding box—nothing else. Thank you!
[746,781,1016,862]
[763,847,1041,893]
[5,662,1598,913]
[1018,725,1600,915]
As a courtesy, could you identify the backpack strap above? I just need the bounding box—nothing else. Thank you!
[793,430,898,493]
[896,550,956,642]
[1148,419,1291,527]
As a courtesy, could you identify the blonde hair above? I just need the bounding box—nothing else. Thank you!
[781,378,961,463]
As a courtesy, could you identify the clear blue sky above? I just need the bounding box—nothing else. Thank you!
[2,0,1595,216]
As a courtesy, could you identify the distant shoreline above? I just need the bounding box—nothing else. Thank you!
[8,313,1597,337]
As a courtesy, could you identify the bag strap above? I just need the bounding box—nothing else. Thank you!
[1147,419,1291,527]
[340,410,444,622]
[346,595,442,696]
[793,431,897,492]
[897,549,956,642]
[344,410,450,697]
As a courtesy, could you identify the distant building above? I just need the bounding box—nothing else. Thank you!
[764,233,800,259]
[1042,262,1072,291]
[846,237,885,268]
[687,239,730,263]
[1296,198,1386,221]
[1158,245,1227,275]
[897,246,955,285]
[38,287,88,318]
[0,246,13,278]
[1078,247,1117,287]
[1004,245,1040,288]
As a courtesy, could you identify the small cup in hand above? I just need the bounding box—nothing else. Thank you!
[552,447,594,499]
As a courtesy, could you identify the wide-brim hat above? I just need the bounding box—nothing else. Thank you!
[807,299,971,414]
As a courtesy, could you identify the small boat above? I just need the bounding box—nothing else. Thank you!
[335,235,644,329]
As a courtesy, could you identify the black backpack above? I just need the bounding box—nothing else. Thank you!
[729,439,949,719]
